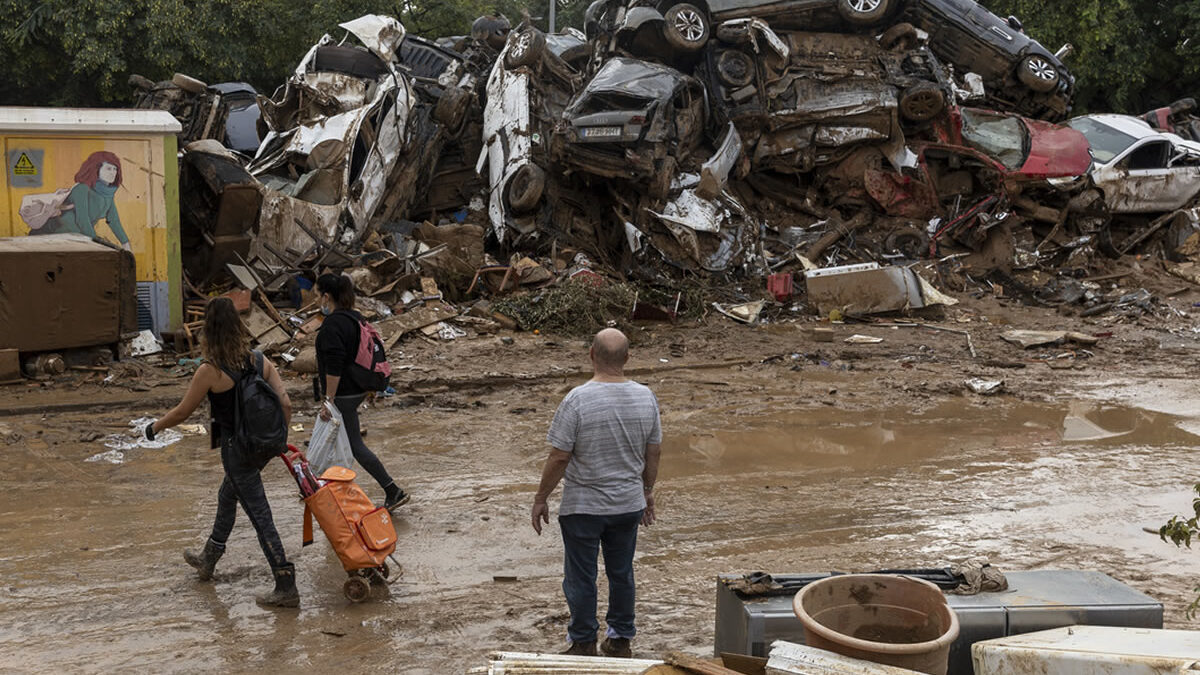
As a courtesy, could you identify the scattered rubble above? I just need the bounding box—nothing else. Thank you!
[101,5,1200,378]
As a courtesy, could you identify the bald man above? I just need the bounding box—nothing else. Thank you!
[532,328,663,658]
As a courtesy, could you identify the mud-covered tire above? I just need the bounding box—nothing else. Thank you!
[505,164,546,214]
[129,74,156,91]
[504,28,546,69]
[716,50,755,88]
[879,22,918,52]
[885,226,931,259]
[433,86,472,133]
[472,15,511,50]
[837,0,894,26]
[900,82,946,122]
[172,73,207,95]
[650,156,678,200]
[662,3,710,52]
[1018,54,1059,93]
[344,576,371,603]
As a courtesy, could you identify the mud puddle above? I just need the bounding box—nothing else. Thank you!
[2,377,1199,672]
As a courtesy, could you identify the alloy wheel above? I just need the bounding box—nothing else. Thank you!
[848,0,882,12]
[674,8,706,43]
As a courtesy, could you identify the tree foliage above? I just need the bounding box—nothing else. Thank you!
[0,0,536,107]
[5,0,1200,114]
[1160,482,1200,619]
[987,0,1200,114]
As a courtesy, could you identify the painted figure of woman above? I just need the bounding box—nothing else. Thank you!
[44,151,132,250]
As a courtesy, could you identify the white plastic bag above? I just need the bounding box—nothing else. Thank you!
[307,402,354,475]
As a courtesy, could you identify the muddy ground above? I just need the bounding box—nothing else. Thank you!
[3,276,1200,673]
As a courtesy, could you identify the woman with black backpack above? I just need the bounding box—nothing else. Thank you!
[315,273,410,511]
[143,296,299,608]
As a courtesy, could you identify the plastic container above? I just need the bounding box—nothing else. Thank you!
[792,574,959,675]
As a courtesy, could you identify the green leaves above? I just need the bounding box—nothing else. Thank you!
[1160,482,1200,619]
[0,0,539,106]
[987,0,1200,113]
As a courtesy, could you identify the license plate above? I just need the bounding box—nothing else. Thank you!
[582,126,622,138]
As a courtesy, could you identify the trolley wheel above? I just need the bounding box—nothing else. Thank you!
[379,562,390,580]
[344,576,371,602]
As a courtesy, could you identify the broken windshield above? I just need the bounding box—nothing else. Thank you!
[1066,118,1137,164]
[959,109,1029,171]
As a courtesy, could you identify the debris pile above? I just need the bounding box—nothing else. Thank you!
[122,4,1200,359]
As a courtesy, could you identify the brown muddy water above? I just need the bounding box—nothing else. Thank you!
[1,372,1198,673]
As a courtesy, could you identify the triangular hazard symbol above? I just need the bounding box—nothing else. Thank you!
[13,153,36,175]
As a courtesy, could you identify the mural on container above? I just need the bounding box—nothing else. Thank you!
[20,151,132,250]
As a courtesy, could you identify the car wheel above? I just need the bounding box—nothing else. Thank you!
[836,0,893,26]
[662,3,710,52]
[900,82,946,122]
[879,22,918,52]
[716,50,755,88]
[504,27,546,69]
[433,87,472,134]
[472,15,511,51]
[1018,55,1059,93]
[885,226,930,259]
[650,156,678,200]
[506,164,546,214]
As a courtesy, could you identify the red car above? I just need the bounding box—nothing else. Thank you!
[866,107,1091,224]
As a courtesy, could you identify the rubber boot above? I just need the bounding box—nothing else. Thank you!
[255,564,300,608]
[183,538,224,581]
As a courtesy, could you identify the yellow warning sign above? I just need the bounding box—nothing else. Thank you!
[13,153,36,176]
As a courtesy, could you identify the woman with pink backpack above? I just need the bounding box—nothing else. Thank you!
[315,273,410,511]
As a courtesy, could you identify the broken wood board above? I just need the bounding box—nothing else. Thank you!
[1000,330,1099,349]
[383,304,460,348]
[0,348,20,383]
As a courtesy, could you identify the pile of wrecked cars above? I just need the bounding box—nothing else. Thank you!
[131,0,1200,330]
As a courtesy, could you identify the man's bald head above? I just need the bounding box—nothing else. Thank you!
[590,328,629,373]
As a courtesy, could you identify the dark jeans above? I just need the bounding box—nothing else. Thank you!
[559,510,643,643]
[334,394,396,492]
[209,442,289,570]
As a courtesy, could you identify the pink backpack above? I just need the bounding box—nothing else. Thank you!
[349,317,392,391]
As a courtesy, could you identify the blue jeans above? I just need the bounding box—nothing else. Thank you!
[559,510,643,643]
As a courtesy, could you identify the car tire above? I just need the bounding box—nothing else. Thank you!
[662,4,710,52]
[879,22,917,52]
[433,87,472,133]
[899,82,946,122]
[129,74,156,92]
[504,27,546,69]
[716,50,755,88]
[472,15,511,51]
[1018,55,1059,93]
[836,0,893,26]
[885,226,930,259]
[650,156,677,200]
[506,164,546,214]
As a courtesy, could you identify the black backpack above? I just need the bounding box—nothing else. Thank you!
[220,351,287,461]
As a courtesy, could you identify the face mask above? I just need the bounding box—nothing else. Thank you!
[321,305,332,316]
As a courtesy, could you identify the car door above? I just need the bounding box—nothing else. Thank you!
[1096,139,1200,213]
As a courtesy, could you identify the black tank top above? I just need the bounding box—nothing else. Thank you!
[208,358,248,448]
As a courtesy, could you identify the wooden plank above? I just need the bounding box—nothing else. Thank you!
[0,349,20,382]
[384,304,459,349]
